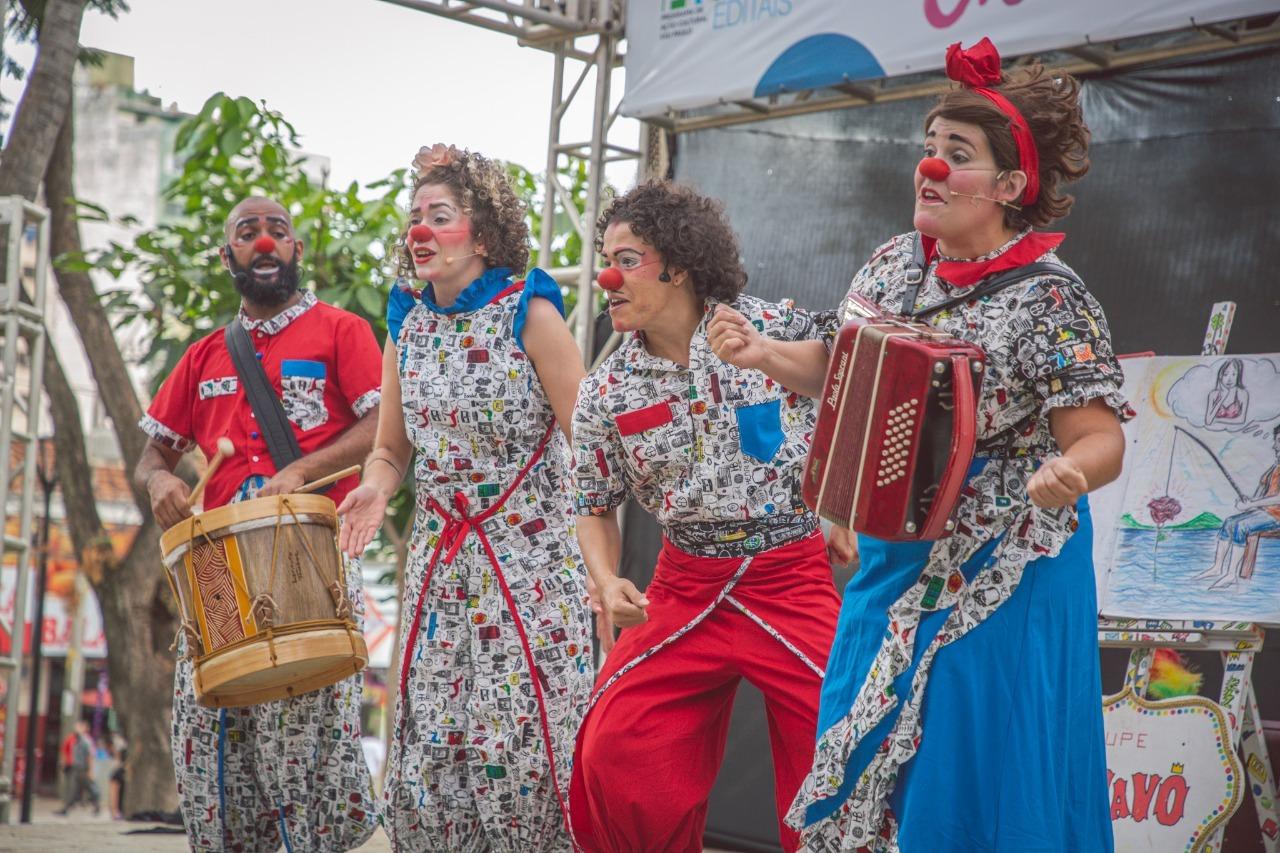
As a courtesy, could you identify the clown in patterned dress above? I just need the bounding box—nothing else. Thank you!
[135,196,381,852]
[568,180,843,853]
[338,144,595,852]
[710,39,1128,852]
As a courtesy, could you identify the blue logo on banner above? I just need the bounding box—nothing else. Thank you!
[754,33,885,97]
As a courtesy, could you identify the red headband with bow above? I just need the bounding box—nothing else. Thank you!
[944,37,1040,206]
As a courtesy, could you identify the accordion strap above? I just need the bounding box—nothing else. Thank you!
[900,232,1082,320]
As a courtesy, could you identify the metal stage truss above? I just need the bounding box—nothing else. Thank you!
[374,5,1278,361]
[377,0,640,361]
[0,198,50,823]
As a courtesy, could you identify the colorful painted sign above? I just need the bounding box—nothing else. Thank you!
[622,1,1277,117]
[1103,688,1243,851]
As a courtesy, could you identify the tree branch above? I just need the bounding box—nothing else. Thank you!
[0,0,87,199]
[46,71,150,508]
[42,337,106,559]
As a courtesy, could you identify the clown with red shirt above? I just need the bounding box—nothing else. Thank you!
[136,196,381,852]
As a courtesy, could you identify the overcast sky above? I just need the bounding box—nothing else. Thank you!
[5,0,637,190]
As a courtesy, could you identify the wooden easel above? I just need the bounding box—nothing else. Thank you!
[1098,301,1279,852]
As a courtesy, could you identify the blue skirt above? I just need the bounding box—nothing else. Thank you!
[808,497,1114,852]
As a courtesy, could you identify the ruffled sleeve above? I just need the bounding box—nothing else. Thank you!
[513,267,566,353]
[386,278,418,346]
[1012,277,1134,421]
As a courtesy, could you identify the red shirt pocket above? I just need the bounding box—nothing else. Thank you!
[616,402,674,437]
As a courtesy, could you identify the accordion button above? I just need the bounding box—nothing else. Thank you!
[911,398,919,405]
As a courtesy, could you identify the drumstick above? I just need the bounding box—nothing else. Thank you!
[296,465,362,495]
[187,437,235,508]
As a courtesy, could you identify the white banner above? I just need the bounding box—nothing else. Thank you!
[622,0,1280,118]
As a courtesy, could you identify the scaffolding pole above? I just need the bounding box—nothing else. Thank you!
[0,197,50,823]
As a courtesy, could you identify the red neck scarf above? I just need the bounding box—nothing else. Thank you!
[920,230,1064,288]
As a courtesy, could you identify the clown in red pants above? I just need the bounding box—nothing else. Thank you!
[568,180,844,852]
[570,532,839,852]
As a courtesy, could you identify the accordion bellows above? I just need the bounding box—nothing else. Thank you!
[803,298,985,541]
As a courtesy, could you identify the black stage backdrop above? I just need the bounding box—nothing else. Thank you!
[610,44,1280,851]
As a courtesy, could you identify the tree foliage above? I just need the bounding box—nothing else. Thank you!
[73,92,406,385]
[72,91,595,574]
[75,91,596,387]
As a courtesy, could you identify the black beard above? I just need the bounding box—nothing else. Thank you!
[228,250,301,307]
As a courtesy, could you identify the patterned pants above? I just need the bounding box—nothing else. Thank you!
[171,558,377,853]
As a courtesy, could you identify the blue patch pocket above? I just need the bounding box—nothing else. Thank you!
[281,359,326,379]
[735,398,785,463]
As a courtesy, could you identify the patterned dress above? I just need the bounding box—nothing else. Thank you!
[788,230,1130,852]
[383,267,592,852]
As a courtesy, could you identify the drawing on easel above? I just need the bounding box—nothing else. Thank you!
[1099,354,1280,625]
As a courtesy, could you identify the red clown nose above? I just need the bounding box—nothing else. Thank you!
[252,236,277,255]
[918,157,951,182]
[408,224,435,244]
[596,267,624,291]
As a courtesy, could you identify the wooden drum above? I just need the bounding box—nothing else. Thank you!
[160,494,367,708]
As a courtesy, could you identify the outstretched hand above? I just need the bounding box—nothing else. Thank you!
[336,484,389,557]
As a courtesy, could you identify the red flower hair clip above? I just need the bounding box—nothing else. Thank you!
[941,37,1040,206]
[944,37,1002,88]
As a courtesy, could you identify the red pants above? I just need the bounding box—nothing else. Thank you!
[570,531,840,853]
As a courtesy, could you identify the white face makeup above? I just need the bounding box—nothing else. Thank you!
[406,183,479,282]
[913,117,1018,246]
[599,222,673,334]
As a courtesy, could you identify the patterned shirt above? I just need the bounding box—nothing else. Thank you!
[140,291,383,509]
[837,230,1132,458]
[572,294,824,557]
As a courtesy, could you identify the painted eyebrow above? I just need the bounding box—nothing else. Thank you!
[925,129,976,147]
[607,246,646,257]
[234,215,290,229]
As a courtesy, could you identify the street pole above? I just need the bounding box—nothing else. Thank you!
[19,440,53,823]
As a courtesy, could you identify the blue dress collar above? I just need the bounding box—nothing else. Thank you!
[419,266,514,314]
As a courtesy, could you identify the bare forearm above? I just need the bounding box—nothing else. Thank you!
[1061,429,1124,493]
[576,512,622,591]
[761,339,829,398]
[134,440,181,491]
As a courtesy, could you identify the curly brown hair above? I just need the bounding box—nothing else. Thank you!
[395,147,529,277]
[595,180,748,302]
[926,63,1090,229]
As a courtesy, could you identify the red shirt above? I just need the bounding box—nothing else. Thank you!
[140,293,382,510]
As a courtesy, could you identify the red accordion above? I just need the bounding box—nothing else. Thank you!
[803,296,985,541]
